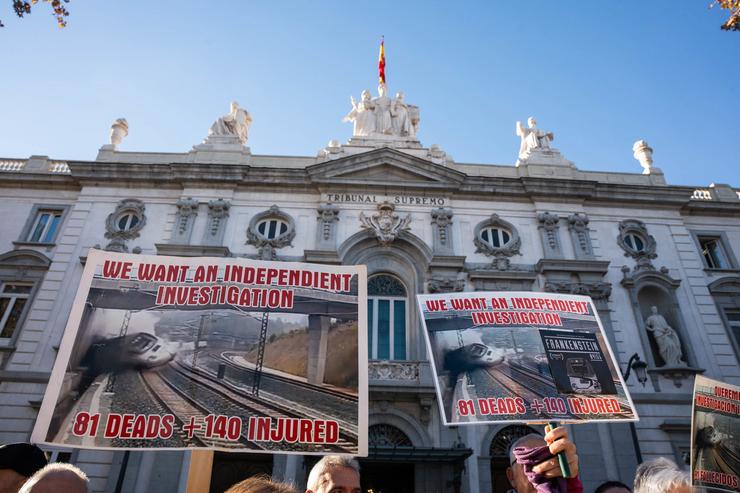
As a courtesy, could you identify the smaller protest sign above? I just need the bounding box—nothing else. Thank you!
[691,375,740,492]
[416,291,637,425]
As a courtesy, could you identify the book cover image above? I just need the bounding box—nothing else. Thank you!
[538,329,617,396]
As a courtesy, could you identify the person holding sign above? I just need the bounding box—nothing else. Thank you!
[506,426,582,493]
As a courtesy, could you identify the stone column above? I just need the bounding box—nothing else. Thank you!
[171,198,199,244]
[202,199,230,246]
[537,212,563,259]
[306,315,330,385]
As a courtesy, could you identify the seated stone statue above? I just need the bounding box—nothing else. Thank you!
[208,101,252,145]
[516,117,554,158]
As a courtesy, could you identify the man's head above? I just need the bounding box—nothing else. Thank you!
[506,433,545,493]
[595,480,632,493]
[0,443,47,493]
[305,455,360,493]
[18,463,89,493]
[226,474,297,493]
[527,117,537,128]
[377,84,387,97]
[633,457,690,493]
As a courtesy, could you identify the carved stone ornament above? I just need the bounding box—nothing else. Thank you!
[544,281,612,301]
[427,277,466,293]
[368,361,419,381]
[473,214,521,270]
[104,198,146,252]
[431,207,454,251]
[175,197,199,236]
[317,203,340,241]
[568,213,594,258]
[247,205,296,260]
[617,219,657,271]
[537,212,561,252]
[359,201,412,246]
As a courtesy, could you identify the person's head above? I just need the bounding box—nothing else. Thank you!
[378,84,387,97]
[225,474,297,493]
[0,443,47,493]
[506,433,546,493]
[18,462,88,493]
[230,101,240,113]
[361,90,371,101]
[633,457,690,493]
[650,306,658,314]
[395,92,404,101]
[305,455,360,493]
[527,117,537,128]
[595,480,632,493]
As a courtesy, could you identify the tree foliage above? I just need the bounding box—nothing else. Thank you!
[712,0,740,31]
[1,0,69,28]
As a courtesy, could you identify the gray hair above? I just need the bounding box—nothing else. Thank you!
[306,455,360,491]
[508,433,545,465]
[633,457,689,493]
[19,462,89,493]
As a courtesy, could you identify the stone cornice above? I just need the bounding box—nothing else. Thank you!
[1,158,738,215]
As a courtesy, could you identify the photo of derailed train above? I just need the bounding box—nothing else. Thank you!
[82,332,176,375]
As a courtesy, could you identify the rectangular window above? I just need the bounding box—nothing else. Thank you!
[368,297,407,360]
[0,283,32,339]
[699,237,729,269]
[727,311,740,354]
[26,209,64,243]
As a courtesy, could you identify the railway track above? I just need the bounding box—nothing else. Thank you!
[139,369,242,449]
[155,361,358,453]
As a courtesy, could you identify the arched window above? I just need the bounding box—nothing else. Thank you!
[368,274,407,360]
[368,424,413,447]
[117,212,141,231]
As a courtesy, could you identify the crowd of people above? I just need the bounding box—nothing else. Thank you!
[0,429,692,493]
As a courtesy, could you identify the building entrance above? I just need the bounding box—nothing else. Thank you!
[360,461,415,493]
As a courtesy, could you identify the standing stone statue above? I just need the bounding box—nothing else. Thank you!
[516,117,554,158]
[390,91,411,136]
[208,101,252,145]
[373,83,393,135]
[644,306,685,366]
[343,90,376,137]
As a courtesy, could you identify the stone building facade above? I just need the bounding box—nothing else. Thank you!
[0,105,739,493]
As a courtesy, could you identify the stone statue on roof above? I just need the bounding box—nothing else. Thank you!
[208,101,252,145]
[516,117,554,159]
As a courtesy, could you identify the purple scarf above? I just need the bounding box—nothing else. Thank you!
[513,445,567,493]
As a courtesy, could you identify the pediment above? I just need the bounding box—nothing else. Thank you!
[307,147,466,188]
[0,249,52,270]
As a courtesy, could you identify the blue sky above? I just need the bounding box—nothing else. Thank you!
[1,1,738,186]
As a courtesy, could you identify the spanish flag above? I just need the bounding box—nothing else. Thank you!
[378,37,386,85]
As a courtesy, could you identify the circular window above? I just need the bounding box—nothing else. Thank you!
[624,233,645,252]
[117,212,141,231]
[256,219,289,240]
[480,227,512,248]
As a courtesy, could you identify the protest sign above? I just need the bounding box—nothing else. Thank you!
[417,291,637,425]
[32,250,368,455]
[691,375,740,492]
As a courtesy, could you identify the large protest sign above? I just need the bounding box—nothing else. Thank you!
[691,375,740,492]
[32,250,368,455]
[417,291,637,425]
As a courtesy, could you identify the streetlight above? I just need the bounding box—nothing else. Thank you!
[623,353,648,386]
[621,352,648,463]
